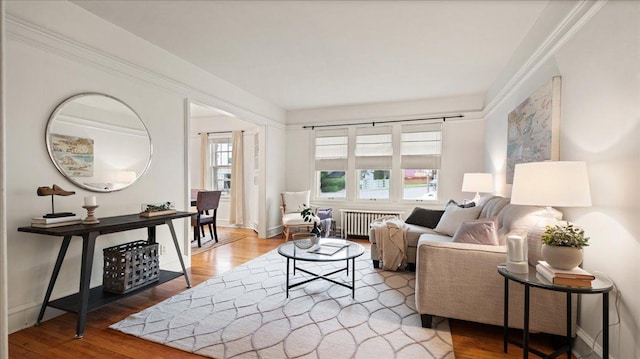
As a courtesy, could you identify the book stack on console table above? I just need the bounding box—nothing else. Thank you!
[536,261,595,287]
[31,215,82,228]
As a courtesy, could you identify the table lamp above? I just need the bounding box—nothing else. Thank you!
[511,161,592,215]
[461,173,494,203]
[510,161,592,268]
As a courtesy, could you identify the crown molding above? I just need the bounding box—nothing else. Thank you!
[5,14,282,127]
[483,0,608,118]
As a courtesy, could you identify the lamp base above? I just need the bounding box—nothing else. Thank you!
[506,261,529,274]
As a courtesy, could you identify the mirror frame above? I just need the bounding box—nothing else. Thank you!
[45,92,153,193]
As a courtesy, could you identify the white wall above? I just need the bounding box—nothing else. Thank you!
[285,99,485,229]
[4,1,284,334]
[484,2,640,358]
[265,125,287,237]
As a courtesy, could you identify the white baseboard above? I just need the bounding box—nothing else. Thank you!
[573,325,611,359]
[267,225,283,238]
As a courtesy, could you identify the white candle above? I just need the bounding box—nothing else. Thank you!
[84,196,97,207]
[507,234,525,262]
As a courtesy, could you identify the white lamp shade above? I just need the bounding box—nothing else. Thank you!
[461,173,494,193]
[511,161,592,207]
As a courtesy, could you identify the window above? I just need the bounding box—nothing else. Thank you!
[315,129,347,198]
[401,124,442,200]
[355,127,392,200]
[209,136,232,195]
[312,122,443,202]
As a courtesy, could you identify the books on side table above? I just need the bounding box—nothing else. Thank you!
[536,260,595,287]
[31,215,82,228]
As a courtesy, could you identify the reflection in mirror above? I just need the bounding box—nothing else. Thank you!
[46,93,152,192]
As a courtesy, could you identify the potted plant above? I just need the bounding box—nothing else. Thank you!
[300,205,321,237]
[541,222,589,270]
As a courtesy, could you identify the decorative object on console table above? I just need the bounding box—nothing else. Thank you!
[36,184,77,218]
[536,260,595,287]
[140,201,177,217]
[461,173,494,203]
[510,161,592,267]
[82,196,100,224]
[541,222,589,270]
[31,215,82,228]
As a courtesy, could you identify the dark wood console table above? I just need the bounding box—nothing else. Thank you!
[18,211,195,338]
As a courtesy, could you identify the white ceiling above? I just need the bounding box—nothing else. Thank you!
[71,0,549,111]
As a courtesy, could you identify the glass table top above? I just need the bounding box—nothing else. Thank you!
[278,239,365,262]
[498,265,613,294]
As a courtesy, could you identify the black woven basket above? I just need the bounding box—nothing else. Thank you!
[103,240,160,294]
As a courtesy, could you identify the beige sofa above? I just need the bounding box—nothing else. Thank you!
[370,196,576,336]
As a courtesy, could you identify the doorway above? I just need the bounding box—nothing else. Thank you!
[186,100,260,256]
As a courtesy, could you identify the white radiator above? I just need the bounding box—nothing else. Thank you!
[339,209,404,238]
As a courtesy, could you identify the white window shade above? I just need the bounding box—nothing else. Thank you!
[355,127,392,169]
[401,123,441,169]
[315,129,347,170]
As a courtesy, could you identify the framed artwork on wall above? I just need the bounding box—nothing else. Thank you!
[506,76,561,184]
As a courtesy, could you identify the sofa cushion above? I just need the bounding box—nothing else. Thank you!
[418,232,455,243]
[434,205,482,236]
[452,219,499,245]
[282,212,319,225]
[405,207,445,229]
[282,190,310,214]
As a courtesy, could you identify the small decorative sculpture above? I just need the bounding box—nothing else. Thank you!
[37,184,76,218]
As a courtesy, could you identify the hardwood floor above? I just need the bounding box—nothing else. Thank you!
[9,228,572,358]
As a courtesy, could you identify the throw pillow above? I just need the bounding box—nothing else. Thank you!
[452,219,499,245]
[433,205,482,236]
[404,207,445,229]
[317,208,333,220]
[282,190,310,214]
[445,199,476,209]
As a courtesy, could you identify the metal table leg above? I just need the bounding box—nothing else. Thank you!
[503,276,509,353]
[37,235,72,324]
[567,293,572,359]
[603,292,609,358]
[351,258,355,298]
[286,258,290,298]
[166,220,191,288]
[76,232,98,338]
[523,284,530,358]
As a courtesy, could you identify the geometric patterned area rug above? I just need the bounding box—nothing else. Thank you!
[110,249,455,358]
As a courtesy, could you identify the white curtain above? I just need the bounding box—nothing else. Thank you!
[229,131,244,224]
[199,132,208,189]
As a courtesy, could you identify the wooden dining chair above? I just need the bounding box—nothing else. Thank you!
[190,188,206,238]
[191,190,222,247]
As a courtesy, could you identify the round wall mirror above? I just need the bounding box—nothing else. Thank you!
[45,93,152,192]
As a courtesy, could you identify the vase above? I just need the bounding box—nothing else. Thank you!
[311,222,321,237]
[541,244,583,270]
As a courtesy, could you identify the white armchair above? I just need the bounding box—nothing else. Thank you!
[281,190,319,241]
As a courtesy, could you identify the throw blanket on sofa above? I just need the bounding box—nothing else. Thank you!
[371,217,408,271]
